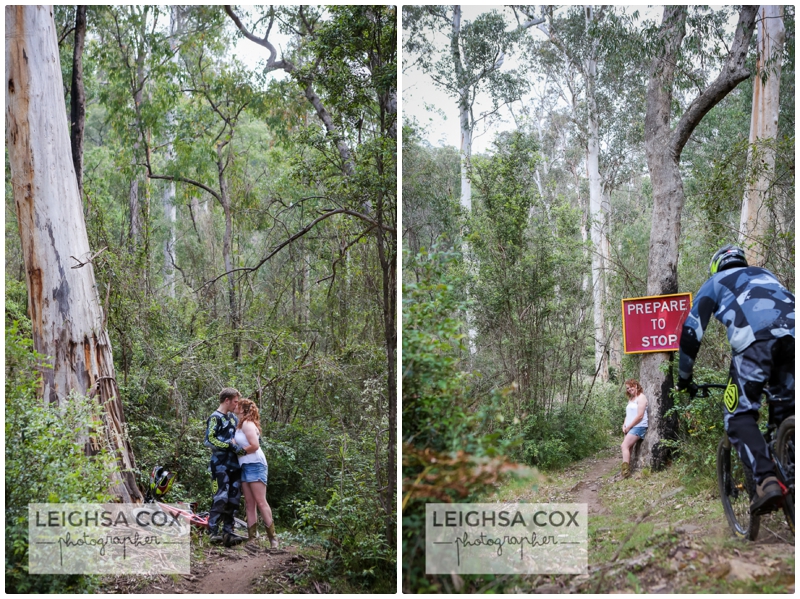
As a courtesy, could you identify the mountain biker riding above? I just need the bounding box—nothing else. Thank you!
[205,387,247,545]
[676,244,795,515]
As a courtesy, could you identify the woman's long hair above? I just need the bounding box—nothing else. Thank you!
[237,398,262,435]
[624,379,644,397]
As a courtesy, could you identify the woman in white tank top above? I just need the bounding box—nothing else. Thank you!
[233,398,278,548]
[620,379,648,479]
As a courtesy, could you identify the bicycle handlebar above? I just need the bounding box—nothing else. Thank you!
[694,382,777,401]
[692,383,727,398]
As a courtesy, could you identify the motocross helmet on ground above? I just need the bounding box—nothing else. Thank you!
[149,466,176,498]
[709,244,747,276]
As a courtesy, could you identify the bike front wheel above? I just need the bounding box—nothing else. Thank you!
[717,435,760,540]
[775,416,795,534]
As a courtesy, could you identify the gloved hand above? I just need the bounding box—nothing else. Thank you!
[676,377,698,398]
[231,443,247,457]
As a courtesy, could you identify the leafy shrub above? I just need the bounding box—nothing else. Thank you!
[663,366,734,488]
[292,474,395,590]
[5,322,115,593]
[505,383,618,470]
[402,246,532,592]
[263,422,334,521]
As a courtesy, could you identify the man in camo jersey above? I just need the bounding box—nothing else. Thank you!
[205,387,247,545]
[677,245,795,515]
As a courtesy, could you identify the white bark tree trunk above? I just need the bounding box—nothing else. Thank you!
[162,5,180,298]
[459,104,472,211]
[451,5,472,212]
[216,143,239,360]
[583,5,608,382]
[6,5,142,502]
[738,6,784,266]
[586,50,608,382]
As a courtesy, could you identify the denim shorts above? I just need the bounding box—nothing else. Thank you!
[241,461,268,485]
[629,426,647,440]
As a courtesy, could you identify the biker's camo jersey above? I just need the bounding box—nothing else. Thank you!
[205,410,239,456]
[678,266,795,380]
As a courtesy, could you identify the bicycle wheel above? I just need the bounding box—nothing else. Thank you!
[717,435,760,540]
[775,416,795,533]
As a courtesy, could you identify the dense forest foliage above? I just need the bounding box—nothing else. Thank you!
[6,5,395,593]
[402,5,794,592]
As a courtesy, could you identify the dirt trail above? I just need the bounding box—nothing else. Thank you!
[107,542,310,594]
[567,453,619,515]
[501,443,794,593]
[173,546,297,594]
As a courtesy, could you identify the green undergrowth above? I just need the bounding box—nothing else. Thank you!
[588,464,793,593]
[442,439,794,593]
[250,543,395,594]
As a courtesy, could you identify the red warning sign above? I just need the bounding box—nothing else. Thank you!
[621,293,693,354]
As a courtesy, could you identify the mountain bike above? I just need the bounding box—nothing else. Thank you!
[694,384,794,541]
[132,466,248,541]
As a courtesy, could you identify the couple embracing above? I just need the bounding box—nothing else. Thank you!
[204,387,278,548]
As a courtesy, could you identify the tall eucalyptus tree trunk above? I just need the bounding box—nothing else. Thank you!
[584,7,608,382]
[69,5,86,197]
[635,6,757,471]
[216,142,240,360]
[6,5,142,502]
[739,6,785,266]
[162,5,180,298]
[451,5,472,211]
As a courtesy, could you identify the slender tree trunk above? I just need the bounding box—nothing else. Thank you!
[584,7,608,382]
[602,188,620,374]
[162,5,180,298]
[586,81,607,382]
[128,178,140,249]
[217,145,239,360]
[376,204,396,544]
[6,5,142,503]
[451,5,472,211]
[69,5,86,197]
[738,6,785,266]
[634,6,757,471]
[458,100,472,211]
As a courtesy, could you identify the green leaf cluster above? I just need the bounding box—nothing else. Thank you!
[5,324,115,593]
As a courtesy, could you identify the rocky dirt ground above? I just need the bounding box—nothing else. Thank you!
[490,442,795,593]
[102,535,324,594]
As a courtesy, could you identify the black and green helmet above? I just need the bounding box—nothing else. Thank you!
[709,244,747,276]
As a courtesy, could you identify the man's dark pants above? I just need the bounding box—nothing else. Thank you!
[207,452,242,534]
[725,336,795,485]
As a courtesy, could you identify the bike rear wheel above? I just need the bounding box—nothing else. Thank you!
[717,435,760,540]
[775,416,795,533]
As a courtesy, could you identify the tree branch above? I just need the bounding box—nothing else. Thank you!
[670,6,758,158]
[147,172,221,203]
[197,208,391,290]
[224,5,292,71]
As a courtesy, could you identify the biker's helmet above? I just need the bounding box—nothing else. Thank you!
[149,466,176,498]
[709,244,747,276]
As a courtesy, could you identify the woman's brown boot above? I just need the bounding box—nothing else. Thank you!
[247,524,258,543]
[621,462,630,479]
[266,523,279,549]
